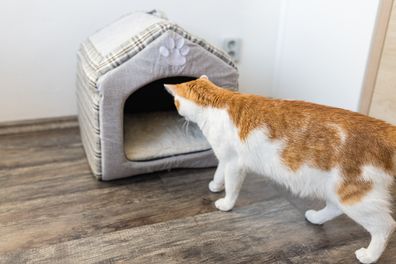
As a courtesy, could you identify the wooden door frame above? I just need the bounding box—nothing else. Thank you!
[359,0,394,114]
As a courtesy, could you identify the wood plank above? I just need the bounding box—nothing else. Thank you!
[2,198,389,264]
[0,165,278,254]
[290,236,396,264]
[0,116,78,136]
[0,127,83,171]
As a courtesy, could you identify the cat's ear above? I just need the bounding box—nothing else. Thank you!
[164,84,177,96]
[199,75,209,80]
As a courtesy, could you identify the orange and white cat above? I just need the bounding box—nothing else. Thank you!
[164,76,396,264]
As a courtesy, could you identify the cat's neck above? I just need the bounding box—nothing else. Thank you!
[192,106,208,132]
[193,104,227,138]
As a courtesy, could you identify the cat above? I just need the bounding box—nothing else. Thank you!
[164,75,396,264]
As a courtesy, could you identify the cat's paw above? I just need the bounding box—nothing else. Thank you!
[215,198,233,212]
[305,210,323,225]
[355,248,377,264]
[209,181,224,193]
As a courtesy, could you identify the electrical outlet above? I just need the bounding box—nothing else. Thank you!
[223,38,241,63]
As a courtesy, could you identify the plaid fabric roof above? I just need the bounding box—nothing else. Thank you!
[79,21,237,92]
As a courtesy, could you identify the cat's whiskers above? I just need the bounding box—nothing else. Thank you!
[200,119,208,132]
[177,117,189,135]
[183,119,191,135]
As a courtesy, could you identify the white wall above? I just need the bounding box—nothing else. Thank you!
[0,0,281,122]
[0,0,380,122]
[237,1,282,96]
[272,0,379,111]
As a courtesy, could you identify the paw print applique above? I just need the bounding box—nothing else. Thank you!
[159,36,190,66]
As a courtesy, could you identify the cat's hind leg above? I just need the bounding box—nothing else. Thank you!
[215,159,246,211]
[305,200,343,225]
[339,186,396,263]
[209,160,225,193]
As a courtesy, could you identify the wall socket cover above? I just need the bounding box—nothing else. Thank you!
[223,38,241,63]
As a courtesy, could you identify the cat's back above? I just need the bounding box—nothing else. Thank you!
[270,98,395,145]
[230,93,396,143]
[226,93,396,174]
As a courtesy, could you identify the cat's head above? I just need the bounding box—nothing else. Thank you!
[164,75,222,122]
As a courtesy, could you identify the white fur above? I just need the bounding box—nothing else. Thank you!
[173,95,395,264]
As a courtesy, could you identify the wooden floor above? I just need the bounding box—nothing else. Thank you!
[0,124,395,263]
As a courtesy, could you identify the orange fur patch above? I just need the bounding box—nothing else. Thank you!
[172,79,396,204]
[337,180,374,205]
[174,99,180,110]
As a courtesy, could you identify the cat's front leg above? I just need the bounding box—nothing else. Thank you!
[215,160,246,212]
[209,160,225,192]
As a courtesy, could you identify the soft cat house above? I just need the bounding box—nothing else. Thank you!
[76,11,239,180]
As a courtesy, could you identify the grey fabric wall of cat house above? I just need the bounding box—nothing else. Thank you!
[76,11,239,180]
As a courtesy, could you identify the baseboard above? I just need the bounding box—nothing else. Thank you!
[0,116,79,136]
